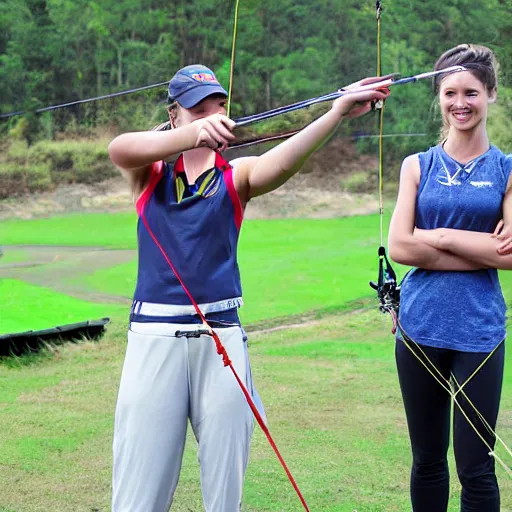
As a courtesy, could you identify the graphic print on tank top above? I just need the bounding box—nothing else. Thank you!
[436,148,489,187]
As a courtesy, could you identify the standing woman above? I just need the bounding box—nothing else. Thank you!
[108,64,389,512]
[389,44,512,512]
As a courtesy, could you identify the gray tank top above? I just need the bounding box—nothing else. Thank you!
[398,144,512,352]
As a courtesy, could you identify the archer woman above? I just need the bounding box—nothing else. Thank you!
[388,44,512,511]
[108,64,389,511]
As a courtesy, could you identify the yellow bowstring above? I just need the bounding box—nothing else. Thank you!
[377,2,385,246]
[227,0,241,118]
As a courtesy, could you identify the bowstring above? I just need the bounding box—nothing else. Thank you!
[376,1,385,247]
[227,0,241,118]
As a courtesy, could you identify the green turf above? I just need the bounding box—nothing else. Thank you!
[69,259,137,299]
[0,280,126,335]
[0,309,510,511]
[16,213,403,325]
[2,212,402,325]
[1,212,138,249]
[1,212,512,510]
[3,210,512,332]
[0,248,30,264]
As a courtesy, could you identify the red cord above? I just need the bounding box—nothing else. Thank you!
[141,213,310,511]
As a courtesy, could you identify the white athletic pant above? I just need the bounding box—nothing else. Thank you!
[112,322,264,512]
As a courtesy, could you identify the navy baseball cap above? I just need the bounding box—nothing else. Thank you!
[168,65,228,108]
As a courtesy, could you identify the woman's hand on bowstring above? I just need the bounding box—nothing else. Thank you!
[332,75,392,119]
[192,114,236,152]
[492,219,512,255]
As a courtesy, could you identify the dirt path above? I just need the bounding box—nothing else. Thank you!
[0,245,134,304]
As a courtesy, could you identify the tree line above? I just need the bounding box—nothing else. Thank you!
[1,0,511,157]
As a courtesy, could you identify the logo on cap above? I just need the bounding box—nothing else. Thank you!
[190,72,219,84]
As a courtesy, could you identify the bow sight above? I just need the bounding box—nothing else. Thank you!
[370,246,400,332]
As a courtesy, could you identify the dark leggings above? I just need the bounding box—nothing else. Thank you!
[395,338,505,512]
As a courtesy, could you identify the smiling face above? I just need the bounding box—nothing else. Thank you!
[438,70,496,136]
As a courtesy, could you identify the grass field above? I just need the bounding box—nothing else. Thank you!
[2,214,397,333]
[1,212,511,511]
[0,279,127,335]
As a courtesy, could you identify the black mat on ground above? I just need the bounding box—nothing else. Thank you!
[0,318,110,356]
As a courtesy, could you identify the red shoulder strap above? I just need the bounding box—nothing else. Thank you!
[218,152,243,230]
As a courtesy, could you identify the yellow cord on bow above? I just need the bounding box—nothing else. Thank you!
[378,109,385,246]
[376,3,385,247]
[227,0,241,118]
[400,329,512,476]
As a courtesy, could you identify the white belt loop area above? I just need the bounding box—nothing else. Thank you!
[132,297,244,317]
[129,321,238,338]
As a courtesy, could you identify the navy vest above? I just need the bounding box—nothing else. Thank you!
[133,152,244,309]
[398,145,512,352]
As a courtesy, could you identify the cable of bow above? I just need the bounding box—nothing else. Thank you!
[397,319,512,476]
[369,0,511,475]
[226,129,427,151]
[376,0,385,246]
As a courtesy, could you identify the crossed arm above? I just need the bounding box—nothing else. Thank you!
[388,154,512,271]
